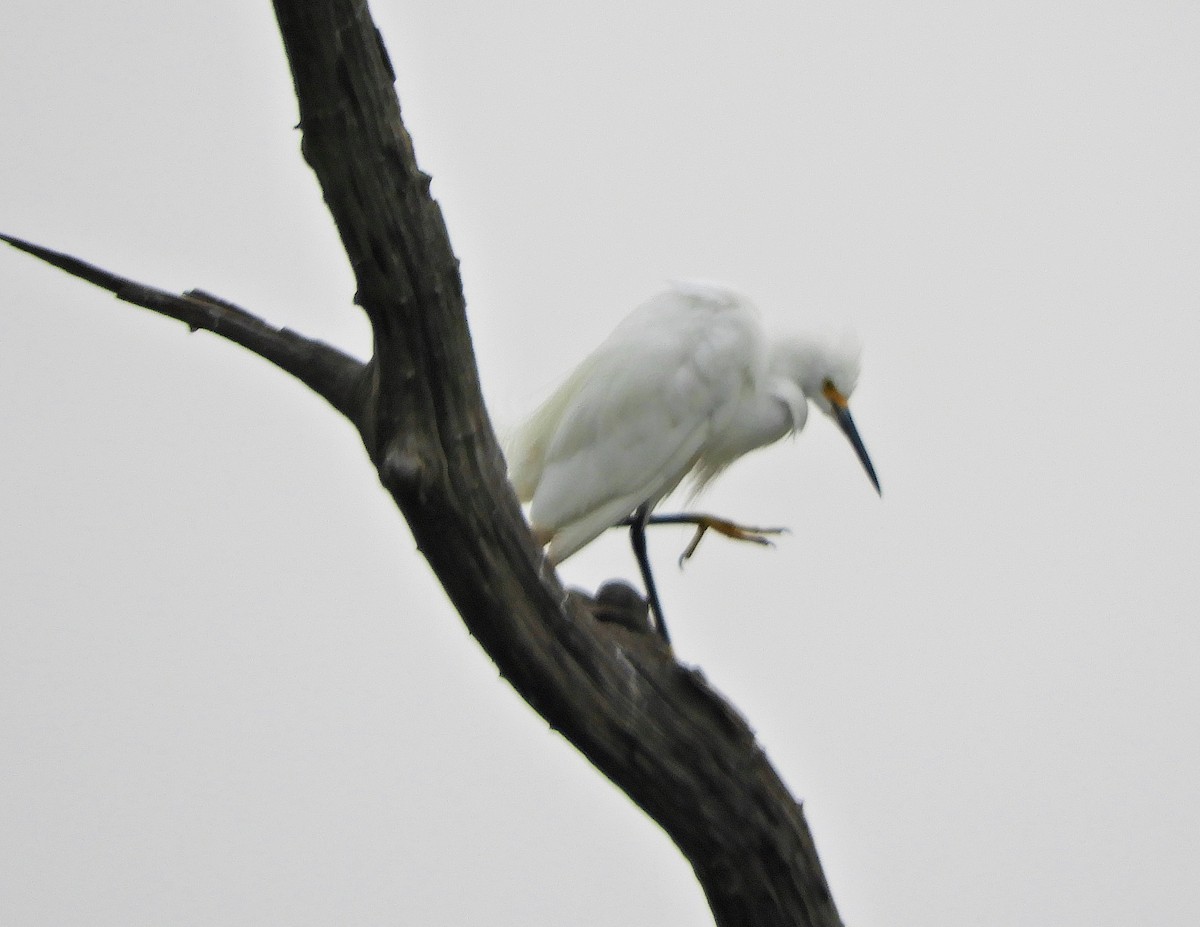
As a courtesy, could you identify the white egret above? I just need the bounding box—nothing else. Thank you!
[508,282,879,643]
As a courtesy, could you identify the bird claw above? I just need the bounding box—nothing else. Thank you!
[677,517,789,567]
[618,511,788,567]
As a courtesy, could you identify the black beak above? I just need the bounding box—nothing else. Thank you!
[832,404,881,494]
[822,382,881,495]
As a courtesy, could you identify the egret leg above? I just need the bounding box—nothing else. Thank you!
[629,503,671,646]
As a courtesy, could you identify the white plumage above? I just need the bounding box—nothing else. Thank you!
[508,282,879,566]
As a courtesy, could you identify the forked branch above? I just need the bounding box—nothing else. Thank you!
[2,3,851,924]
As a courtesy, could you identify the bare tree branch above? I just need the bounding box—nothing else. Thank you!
[269,3,848,925]
[0,233,366,422]
[3,4,852,924]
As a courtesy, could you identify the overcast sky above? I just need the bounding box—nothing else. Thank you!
[1,3,1198,926]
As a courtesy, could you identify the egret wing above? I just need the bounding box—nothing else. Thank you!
[512,284,766,561]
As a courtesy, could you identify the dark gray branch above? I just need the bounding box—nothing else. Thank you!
[270,3,848,926]
[0,233,366,422]
[3,5,851,924]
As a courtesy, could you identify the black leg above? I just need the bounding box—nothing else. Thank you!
[630,503,671,645]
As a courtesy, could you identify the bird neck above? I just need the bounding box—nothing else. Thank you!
[766,377,808,432]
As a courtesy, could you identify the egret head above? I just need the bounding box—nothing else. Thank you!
[773,334,880,494]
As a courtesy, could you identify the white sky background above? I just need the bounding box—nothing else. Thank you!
[1,2,1197,925]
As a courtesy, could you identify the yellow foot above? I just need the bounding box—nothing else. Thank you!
[620,512,787,566]
[675,515,788,566]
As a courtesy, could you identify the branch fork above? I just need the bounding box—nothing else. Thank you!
[1,4,850,922]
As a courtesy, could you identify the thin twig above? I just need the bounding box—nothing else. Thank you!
[0,233,367,422]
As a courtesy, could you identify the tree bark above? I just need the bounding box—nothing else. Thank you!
[271,3,847,923]
[3,3,850,924]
